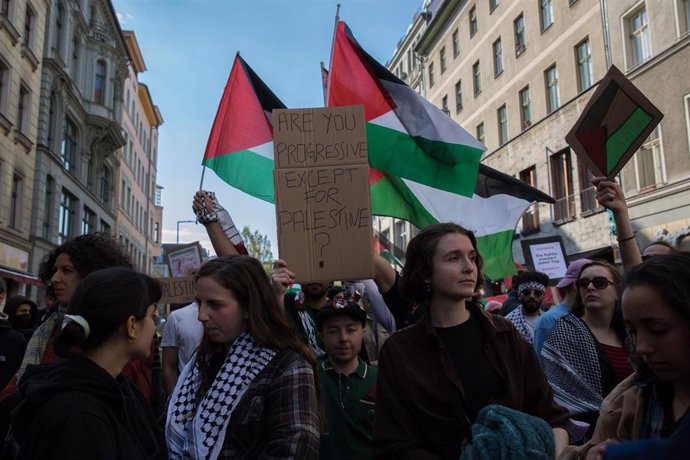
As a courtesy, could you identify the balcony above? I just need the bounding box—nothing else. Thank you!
[520,205,540,236]
[579,186,602,215]
[553,194,576,224]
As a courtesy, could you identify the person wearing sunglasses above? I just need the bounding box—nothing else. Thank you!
[505,270,550,345]
[541,260,632,441]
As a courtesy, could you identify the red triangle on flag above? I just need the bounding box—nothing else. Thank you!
[575,127,607,174]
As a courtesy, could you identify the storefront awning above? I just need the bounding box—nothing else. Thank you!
[0,266,43,286]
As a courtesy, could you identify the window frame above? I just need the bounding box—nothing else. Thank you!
[428,61,435,88]
[519,166,540,234]
[497,104,508,146]
[493,37,503,76]
[519,86,532,130]
[452,28,460,57]
[550,148,576,223]
[514,13,526,56]
[9,173,23,229]
[576,38,593,92]
[61,116,78,172]
[455,79,463,113]
[545,64,560,114]
[440,46,447,74]
[469,6,478,37]
[540,0,554,32]
[472,60,481,96]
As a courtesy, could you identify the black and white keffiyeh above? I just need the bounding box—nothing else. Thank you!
[166,331,277,460]
[540,313,602,415]
[505,306,539,344]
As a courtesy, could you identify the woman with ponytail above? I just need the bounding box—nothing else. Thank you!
[5,267,167,460]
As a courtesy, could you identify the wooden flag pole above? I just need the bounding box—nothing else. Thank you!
[199,164,207,191]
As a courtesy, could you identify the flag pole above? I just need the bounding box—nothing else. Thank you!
[325,3,341,106]
[199,164,206,191]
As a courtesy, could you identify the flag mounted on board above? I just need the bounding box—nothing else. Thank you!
[327,21,483,198]
[326,21,555,279]
[202,53,285,204]
[566,65,663,179]
[374,233,404,269]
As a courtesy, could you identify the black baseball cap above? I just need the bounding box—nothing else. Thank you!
[316,301,367,330]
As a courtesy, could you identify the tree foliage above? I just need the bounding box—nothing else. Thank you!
[241,226,273,272]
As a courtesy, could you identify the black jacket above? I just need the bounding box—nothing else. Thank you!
[7,355,166,460]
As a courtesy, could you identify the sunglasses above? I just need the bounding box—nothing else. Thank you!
[520,288,544,297]
[576,277,614,290]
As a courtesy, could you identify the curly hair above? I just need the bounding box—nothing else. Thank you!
[39,233,132,287]
[514,270,549,292]
[400,223,484,304]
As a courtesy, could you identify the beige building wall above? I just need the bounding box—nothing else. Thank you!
[115,30,163,274]
[0,0,47,293]
[410,0,690,266]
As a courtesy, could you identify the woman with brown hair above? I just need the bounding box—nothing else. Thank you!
[541,260,632,439]
[165,255,319,459]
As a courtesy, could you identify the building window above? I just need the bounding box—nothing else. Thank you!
[540,0,554,31]
[545,65,560,114]
[441,95,449,114]
[71,35,79,79]
[23,5,35,48]
[629,8,651,67]
[100,165,111,207]
[17,85,29,133]
[58,189,75,244]
[47,92,57,147]
[680,0,690,35]
[476,122,485,145]
[100,219,111,235]
[54,3,63,54]
[0,60,8,115]
[94,60,106,103]
[519,86,532,129]
[455,80,463,113]
[428,62,435,88]
[440,46,446,74]
[514,14,526,55]
[472,60,481,96]
[519,166,539,234]
[576,38,593,92]
[490,0,500,13]
[395,220,407,252]
[61,116,77,172]
[493,38,503,76]
[82,206,95,235]
[634,127,664,190]
[120,179,126,209]
[154,222,159,243]
[9,174,23,228]
[1,0,10,17]
[469,6,478,37]
[497,105,508,146]
[43,175,54,238]
[577,159,599,214]
[452,28,459,57]
[407,50,412,74]
[550,149,575,221]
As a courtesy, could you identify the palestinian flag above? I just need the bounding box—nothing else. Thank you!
[374,234,404,269]
[202,53,285,203]
[566,65,663,179]
[327,21,483,198]
[327,21,554,279]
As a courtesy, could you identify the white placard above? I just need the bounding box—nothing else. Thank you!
[529,242,567,280]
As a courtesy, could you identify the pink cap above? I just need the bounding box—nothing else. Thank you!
[555,258,592,289]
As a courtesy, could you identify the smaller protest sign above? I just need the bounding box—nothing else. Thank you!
[566,65,663,179]
[165,242,203,278]
[521,236,568,281]
[157,276,196,305]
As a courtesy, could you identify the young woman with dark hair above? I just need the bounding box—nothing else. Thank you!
[541,260,632,439]
[166,255,319,459]
[374,223,569,459]
[6,267,166,459]
[564,254,690,459]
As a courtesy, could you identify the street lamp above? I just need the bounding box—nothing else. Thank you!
[176,220,197,244]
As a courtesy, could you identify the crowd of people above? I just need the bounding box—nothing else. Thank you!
[0,177,687,459]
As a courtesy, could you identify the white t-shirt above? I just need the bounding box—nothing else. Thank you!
[161,303,204,372]
[523,313,539,336]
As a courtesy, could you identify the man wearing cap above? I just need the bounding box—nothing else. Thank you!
[317,301,377,460]
[533,258,592,355]
[505,271,550,344]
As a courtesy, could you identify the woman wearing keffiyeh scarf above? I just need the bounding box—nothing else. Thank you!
[166,255,319,460]
[541,260,632,440]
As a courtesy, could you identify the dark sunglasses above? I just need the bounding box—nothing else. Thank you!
[520,288,544,297]
[576,277,614,290]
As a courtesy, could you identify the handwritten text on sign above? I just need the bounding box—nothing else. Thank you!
[273,106,374,282]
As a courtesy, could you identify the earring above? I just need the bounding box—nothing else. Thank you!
[425,282,432,296]
[128,335,137,343]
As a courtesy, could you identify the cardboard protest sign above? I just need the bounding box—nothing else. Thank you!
[566,65,663,179]
[520,236,568,282]
[156,276,196,304]
[273,106,374,282]
[165,242,203,278]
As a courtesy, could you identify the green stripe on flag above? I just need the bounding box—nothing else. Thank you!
[204,149,275,204]
[370,175,438,229]
[605,107,654,174]
[476,230,518,280]
[367,123,482,197]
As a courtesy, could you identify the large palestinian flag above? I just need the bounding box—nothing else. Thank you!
[327,21,554,279]
[202,53,285,203]
[327,21,483,197]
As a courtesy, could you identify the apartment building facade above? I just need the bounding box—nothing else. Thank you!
[392,0,690,269]
[0,0,47,294]
[116,30,163,274]
[28,0,129,296]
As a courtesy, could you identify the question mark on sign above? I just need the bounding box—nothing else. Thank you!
[314,232,330,268]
